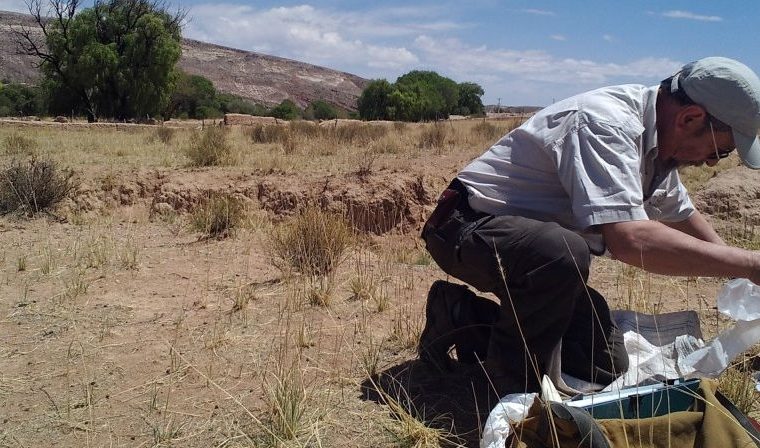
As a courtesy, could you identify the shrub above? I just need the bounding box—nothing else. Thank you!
[471,120,501,141]
[0,157,77,216]
[247,124,289,144]
[307,100,338,120]
[190,193,246,239]
[268,207,354,276]
[418,122,447,150]
[152,126,175,144]
[288,120,321,138]
[3,133,37,155]
[270,99,301,120]
[184,125,233,166]
[327,123,387,145]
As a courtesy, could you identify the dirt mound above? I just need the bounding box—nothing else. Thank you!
[69,168,436,234]
[693,166,760,223]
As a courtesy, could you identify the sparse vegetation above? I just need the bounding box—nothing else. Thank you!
[190,193,246,238]
[418,122,448,151]
[719,362,760,415]
[184,125,234,166]
[152,126,176,145]
[0,117,754,448]
[268,207,354,276]
[0,157,77,216]
[247,123,289,144]
[3,133,37,155]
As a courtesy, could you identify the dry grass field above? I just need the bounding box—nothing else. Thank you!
[0,118,758,447]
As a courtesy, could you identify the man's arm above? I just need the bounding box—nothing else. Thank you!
[600,220,760,283]
[663,210,726,245]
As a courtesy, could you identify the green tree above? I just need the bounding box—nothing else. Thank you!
[217,93,268,116]
[269,99,301,120]
[15,0,184,122]
[0,83,46,116]
[166,72,218,119]
[457,82,485,116]
[357,79,393,120]
[395,70,459,119]
[358,72,475,122]
[306,100,338,120]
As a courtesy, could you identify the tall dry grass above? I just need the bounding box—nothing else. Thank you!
[267,206,355,277]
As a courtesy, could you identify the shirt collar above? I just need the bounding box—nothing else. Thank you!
[641,85,659,153]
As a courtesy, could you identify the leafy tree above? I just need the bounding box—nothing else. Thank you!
[357,72,483,122]
[15,0,184,122]
[395,70,459,119]
[166,72,217,118]
[305,100,338,120]
[357,79,393,120]
[457,82,485,116]
[269,99,301,120]
[0,83,46,116]
[217,93,268,116]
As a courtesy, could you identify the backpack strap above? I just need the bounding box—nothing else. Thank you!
[549,402,612,448]
[714,390,760,448]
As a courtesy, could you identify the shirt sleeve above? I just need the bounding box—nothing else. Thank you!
[644,170,695,222]
[552,118,649,229]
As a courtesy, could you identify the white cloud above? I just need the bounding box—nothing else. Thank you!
[550,34,567,41]
[413,35,681,89]
[182,3,685,105]
[521,9,555,16]
[661,10,723,22]
[603,34,614,42]
[184,4,455,72]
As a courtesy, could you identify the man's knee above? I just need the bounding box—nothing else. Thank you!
[525,224,591,283]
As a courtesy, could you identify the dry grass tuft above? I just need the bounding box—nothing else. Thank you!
[381,389,445,448]
[418,122,447,151]
[264,359,310,442]
[268,206,354,276]
[190,193,246,239]
[184,125,235,166]
[718,362,760,415]
[470,120,501,141]
[0,157,77,216]
[3,133,37,155]
[247,124,290,144]
[152,126,176,144]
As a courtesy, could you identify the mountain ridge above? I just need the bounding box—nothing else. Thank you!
[0,9,369,111]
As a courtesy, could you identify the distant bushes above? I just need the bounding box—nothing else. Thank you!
[1,73,346,123]
[166,72,344,122]
[0,82,46,117]
[357,71,485,122]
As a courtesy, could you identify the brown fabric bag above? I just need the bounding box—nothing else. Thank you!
[508,380,759,448]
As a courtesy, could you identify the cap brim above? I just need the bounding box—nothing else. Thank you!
[734,129,760,169]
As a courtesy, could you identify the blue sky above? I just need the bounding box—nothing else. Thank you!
[2,0,756,106]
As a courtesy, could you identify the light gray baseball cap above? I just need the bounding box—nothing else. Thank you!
[670,57,760,169]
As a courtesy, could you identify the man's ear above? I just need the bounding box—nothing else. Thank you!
[677,104,708,133]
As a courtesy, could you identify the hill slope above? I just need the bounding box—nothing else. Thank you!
[0,10,368,110]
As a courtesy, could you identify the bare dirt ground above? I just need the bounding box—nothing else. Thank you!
[0,120,755,447]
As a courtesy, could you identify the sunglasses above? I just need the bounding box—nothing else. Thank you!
[708,121,735,161]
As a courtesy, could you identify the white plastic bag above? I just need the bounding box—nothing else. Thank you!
[718,278,760,321]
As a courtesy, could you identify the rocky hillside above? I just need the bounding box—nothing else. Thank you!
[0,10,369,110]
